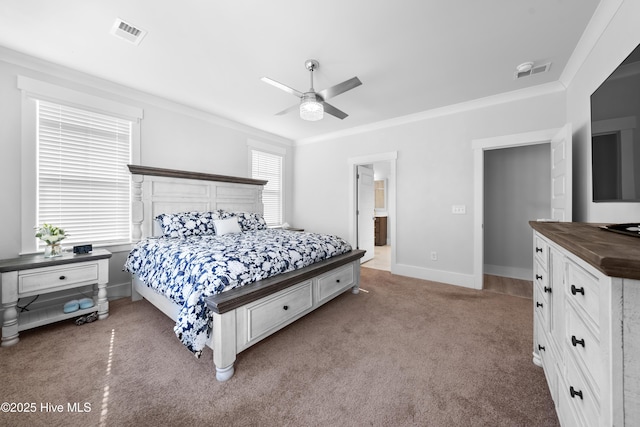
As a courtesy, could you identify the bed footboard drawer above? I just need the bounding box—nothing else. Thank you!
[245,280,313,343]
[316,263,355,304]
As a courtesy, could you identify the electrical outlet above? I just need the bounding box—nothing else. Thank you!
[430,251,437,261]
[452,205,466,215]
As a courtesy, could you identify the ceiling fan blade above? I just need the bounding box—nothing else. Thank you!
[261,77,303,98]
[318,76,362,101]
[322,102,348,120]
[275,104,299,116]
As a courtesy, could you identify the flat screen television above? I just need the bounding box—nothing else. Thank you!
[590,42,640,202]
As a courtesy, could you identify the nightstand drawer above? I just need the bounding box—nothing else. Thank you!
[19,263,99,295]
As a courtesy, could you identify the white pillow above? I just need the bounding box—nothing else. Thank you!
[213,217,242,236]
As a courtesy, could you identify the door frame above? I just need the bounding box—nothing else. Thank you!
[471,127,564,289]
[348,151,398,270]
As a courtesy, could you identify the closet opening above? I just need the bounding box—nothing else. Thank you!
[483,144,550,298]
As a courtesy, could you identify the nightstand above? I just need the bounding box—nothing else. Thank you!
[0,249,111,347]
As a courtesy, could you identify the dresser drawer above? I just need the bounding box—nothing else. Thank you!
[566,260,600,332]
[533,281,549,325]
[533,235,548,271]
[562,358,600,427]
[535,314,558,402]
[316,263,355,304]
[245,280,313,342]
[534,261,550,299]
[18,263,99,295]
[566,304,602,395]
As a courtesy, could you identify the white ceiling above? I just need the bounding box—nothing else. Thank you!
[0,0,601,143]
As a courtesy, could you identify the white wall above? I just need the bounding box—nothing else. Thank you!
[291,92,565,287]
[567,0,640,222]
[0,49,293,301]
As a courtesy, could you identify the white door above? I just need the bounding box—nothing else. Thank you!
[550,123,572,221]
[357,165,375,263]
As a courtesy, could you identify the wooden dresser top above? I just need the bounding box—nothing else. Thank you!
[530,221,640,280]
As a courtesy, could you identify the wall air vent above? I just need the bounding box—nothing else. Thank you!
[514,62,551,79]
[110,18,147,46]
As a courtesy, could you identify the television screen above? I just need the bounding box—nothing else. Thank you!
[590,43,640,202]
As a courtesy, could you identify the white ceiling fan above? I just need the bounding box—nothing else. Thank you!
[261,59,362,121]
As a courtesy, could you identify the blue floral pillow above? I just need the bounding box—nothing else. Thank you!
[220,211,268,231]
[155,211,223,238]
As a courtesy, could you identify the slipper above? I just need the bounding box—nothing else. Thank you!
[63,300,79,313]
[79,297,95,310]
[75,312,98,326]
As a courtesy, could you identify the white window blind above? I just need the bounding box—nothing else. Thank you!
[37,100,132,248]
[251,150,283,226]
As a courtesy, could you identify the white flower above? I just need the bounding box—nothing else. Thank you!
[34,223,67,245]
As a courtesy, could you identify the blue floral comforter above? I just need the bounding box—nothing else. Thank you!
[124,229,352,356]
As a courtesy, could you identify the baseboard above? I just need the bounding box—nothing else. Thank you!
[392,264,477,289]
[107,280,132,299]
[483,264,532,281]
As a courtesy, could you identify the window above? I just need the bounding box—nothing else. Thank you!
[250,149,283,226]
[18,76,143,253]
[36,100,132,247]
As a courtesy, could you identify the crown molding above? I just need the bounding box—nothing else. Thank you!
[0,44,293,146]
[559,0,624,88]
[295,81,566,146]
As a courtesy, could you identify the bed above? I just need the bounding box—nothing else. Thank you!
[125,165,365,381]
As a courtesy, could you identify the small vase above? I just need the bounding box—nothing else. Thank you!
[44,243,62,258]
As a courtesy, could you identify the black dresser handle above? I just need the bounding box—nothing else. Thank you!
[536,274,543,280]
[571,335,585,348]
[283,305,289,311]
[59,275,66,280]
[538,344,545,352]
[544,286,552,293]
[569,386,583,400]
[536,247,543,253]
[536,302,543,308]
[571,284,585,296]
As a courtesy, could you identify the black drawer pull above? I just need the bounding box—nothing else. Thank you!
[538,344,545,352]
[336,279,340,283]
[571,284,585,296]
[536,302,543,308]
[571,335,585,348]
[536,247,543,253]
[283,305,289,311]
[59,275,66,280]
[544,286,552,293]
[569,386,583,400]
[536,274,543,280]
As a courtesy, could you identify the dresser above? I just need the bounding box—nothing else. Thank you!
[530,222,640,426]
[375,216,387,246]
[1,249,111,346]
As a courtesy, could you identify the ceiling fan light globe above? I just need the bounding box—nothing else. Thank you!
[300,99,324,121]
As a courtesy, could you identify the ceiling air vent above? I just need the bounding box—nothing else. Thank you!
[110,18,147,46]
[514,62,551,79]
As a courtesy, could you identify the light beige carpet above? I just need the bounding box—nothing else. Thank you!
[1,268,558,426]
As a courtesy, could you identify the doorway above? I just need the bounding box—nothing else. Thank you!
[472,125,572,290]
[483,144,550,297]
[348,152,397,272]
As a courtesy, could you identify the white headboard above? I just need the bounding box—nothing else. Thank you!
[128,165,266,240]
